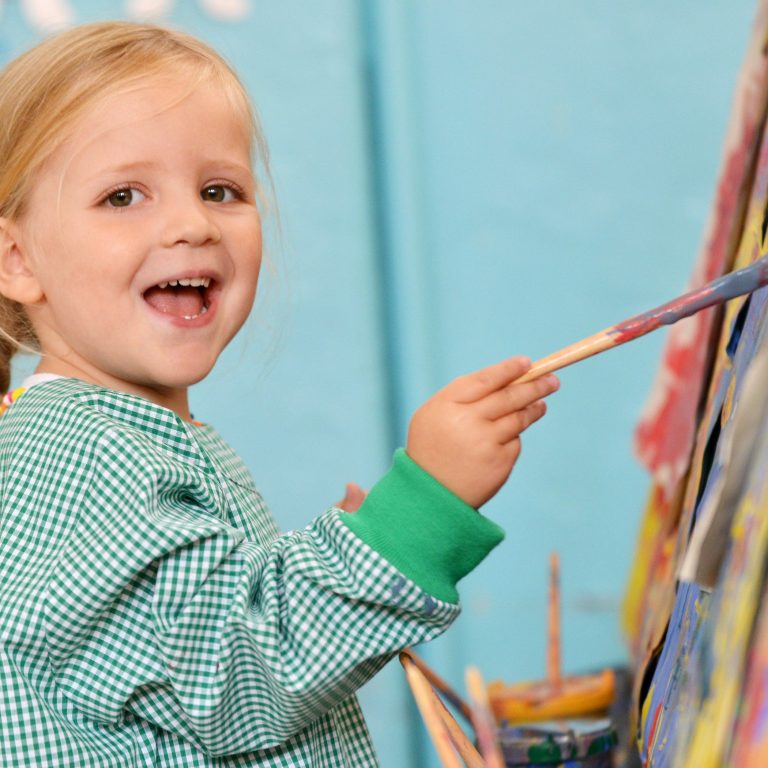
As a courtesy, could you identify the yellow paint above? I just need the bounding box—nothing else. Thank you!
[626,85,768,767]
[487,669,615,723]
[641,681,655,737]
[723,373,737,424]
[681,492,768,768]
[623,486,662,642]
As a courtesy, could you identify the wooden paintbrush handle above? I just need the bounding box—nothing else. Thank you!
[547,551,562,687]
[516,329,615,383]
[400,653,465,768]
[466,666,506,768]
[401,648,473,723]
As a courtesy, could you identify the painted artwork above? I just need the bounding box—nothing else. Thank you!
[631,0,768,503]
[623,0,768,665]
[730,579,768,766]
[625,2,768,766]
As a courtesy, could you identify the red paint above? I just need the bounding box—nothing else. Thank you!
[634,112,763,500]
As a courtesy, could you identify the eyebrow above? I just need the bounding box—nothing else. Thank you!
[202,160,254,178]
[86,160,161,181]
[90,160,252,179]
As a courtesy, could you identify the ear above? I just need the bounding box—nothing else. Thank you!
[0,218,44,305]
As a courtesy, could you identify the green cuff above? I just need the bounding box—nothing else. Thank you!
[340,449,505,604]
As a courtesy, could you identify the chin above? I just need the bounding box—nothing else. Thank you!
[145,360,217,390]
[162,367,214,388]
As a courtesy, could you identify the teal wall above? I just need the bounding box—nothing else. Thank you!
[0,2,754,765]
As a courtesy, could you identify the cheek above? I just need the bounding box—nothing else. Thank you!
[238,219,263,283]
[236,256,260,313]
[40,257,108,301]
[25,214,110,289]
[251,247,263,283]
[232,251,261,324]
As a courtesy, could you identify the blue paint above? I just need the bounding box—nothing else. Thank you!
[390,575,406,601]
[611,255,768,343]
[726,296,752,358]
[499,719,616,766]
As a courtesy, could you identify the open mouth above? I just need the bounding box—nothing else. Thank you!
[143,277,215,320]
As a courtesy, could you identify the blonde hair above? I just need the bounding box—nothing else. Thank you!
[0,21,270,391]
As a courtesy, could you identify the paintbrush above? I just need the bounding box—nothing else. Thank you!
[400,653,465,768]
[400,652,484,767]
[547,552,561,691]
[465,666,506,768]
[401,648,474,723]
[516,253,768,383]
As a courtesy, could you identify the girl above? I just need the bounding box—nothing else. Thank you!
[0,22,559,767]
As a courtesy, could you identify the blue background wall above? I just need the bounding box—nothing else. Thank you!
[0,1,754,765]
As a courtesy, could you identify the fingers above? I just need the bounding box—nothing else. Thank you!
[479,373,559,420]
[502,437,522,465]
[450,357,532,403]
[335,482,367,512]
[493,400,547,444]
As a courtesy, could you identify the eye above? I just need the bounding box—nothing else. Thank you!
[201,184,239,203]
[103,187,146,208]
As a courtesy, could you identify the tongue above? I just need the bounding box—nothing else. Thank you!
[144,286,204,318]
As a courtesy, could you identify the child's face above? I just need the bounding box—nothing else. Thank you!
[13,74,261,416]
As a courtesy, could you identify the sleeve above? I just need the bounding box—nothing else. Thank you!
[341,448,506,604]
[42,431,464,756]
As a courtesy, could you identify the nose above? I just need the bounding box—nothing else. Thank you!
[160,194,221,248]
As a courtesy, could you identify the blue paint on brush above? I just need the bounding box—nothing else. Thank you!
[610,255,768,343]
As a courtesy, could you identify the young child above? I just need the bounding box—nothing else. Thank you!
[0,22,559,767]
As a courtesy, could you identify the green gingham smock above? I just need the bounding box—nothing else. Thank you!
[0,378,504,766]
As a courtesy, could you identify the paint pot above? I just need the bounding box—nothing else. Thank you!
[497,718,617,767]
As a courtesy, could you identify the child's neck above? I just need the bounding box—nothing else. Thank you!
[34,360,192,421]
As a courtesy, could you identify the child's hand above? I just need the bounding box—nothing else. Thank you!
[406,357,559,508]
[335,482,367,512]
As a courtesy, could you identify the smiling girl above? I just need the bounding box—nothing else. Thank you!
[0,22,558,767]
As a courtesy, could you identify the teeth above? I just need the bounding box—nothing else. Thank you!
[156,277,211,290]
[182,305,209,321]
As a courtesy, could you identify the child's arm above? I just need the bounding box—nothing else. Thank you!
[42,439,456,757]
[38,361,555,758]
[342,356,558,603]
[39,419,464,759]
